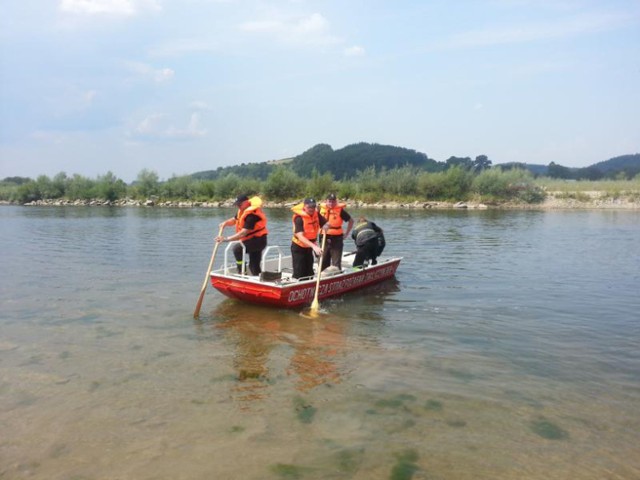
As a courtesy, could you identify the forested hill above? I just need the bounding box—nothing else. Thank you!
[190,143,640,181]
[289,143,442,178]
[190,160,275,181]
[589,154,640,175]
[509,154,640,179]
[191,142,442,181]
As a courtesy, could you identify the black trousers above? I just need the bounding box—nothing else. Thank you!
[352,238,379,267]
[291,242,316,279]
[233,235,267,275]
[321,234,344,270]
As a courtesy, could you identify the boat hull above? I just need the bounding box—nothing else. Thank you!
[210,257,401,308]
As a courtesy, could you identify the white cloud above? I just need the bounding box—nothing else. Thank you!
[149,39,221,58]
[241,19,281,33]
[167,113,207,139]
[433,11,634,50]
[133,113,166,135]
[80,90,98,110]
[154,68,175,83]
[293,12,328,35]
[59,0,161,16]
[129,111,207,140]
[190,101,210,111]
[344,45,365,57]
[124,61,175,83]
[489,0,580,11]
[42,87,99,118]
[239,12,342,47]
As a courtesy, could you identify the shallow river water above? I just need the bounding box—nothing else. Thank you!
[1,206,639,479]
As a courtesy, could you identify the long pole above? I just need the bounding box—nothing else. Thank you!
[193,225,225,318]
[308,231,327,317]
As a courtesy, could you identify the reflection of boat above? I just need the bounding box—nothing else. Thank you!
[212,301,347,406]
[210,243,402,308]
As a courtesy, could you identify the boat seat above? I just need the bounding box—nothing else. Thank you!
[320,266,342,278]
[260,271,282,282]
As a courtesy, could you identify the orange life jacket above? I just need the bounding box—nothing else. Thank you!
[319,202,346,235]
[236,196,268,240]
[291,203,319,248]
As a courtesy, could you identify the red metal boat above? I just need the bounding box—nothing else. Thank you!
[210,243,401,308]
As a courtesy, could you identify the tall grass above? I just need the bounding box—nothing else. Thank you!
[535,177,640,194]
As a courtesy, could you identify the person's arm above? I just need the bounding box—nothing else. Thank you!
[217,214,256,243]
[218,216,235,229]
[215,217,236,242]
[294,231,322,255]
[294,216,322,255]
[218,227,250,243]
[318,213,329,232]
[342,211,354,239]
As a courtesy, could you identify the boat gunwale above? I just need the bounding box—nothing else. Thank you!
[209,249,402,307]
[210,255,403,291]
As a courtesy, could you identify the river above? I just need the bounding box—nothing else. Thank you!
[1,206,638,479]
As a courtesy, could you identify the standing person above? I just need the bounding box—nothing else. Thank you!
[319,193,354,271]
[216,194,268,275]
[351,217,385,267]
[290,198,328,279]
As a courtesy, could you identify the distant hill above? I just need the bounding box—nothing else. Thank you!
[189,144,640,181]
[191,161,275,181]
[288,143,442,178]
[497,162,548,176]
[191,142,442,181]
[589,154,640,176]
[498,154,640,179]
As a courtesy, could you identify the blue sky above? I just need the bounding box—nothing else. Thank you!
[1,0,639,182]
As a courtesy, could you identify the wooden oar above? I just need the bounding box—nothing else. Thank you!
[193,225,225,318]
[307,231,327,317]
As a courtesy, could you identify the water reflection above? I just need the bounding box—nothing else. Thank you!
[211,301,346,407]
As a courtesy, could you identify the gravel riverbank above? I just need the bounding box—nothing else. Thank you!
[4,191,640,210]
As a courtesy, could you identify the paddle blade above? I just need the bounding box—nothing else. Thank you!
[302,231,327,319]
[300,306,321,319]
[193,226,224,318]
[310,298,319,312]
[193,292,206,318]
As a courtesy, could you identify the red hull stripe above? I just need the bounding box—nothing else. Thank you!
[211,260,400,307]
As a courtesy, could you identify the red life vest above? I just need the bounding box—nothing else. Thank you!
[320,202,346,235]
[236,196,268,240]
[291,203,320,248]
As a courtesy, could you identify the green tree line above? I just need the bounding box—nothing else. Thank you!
[2,165,548,204]
[2,143,638,205]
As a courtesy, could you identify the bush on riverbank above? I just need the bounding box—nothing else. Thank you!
[2,166,639,207]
